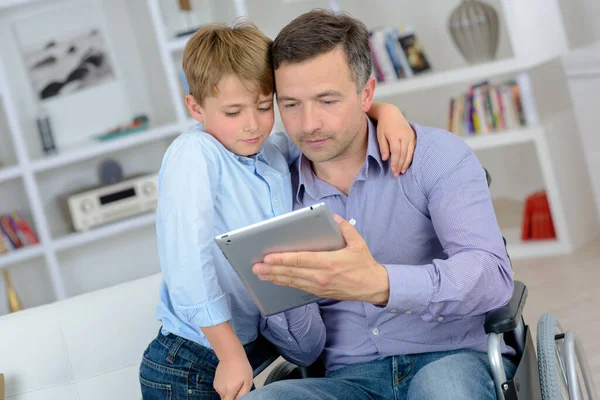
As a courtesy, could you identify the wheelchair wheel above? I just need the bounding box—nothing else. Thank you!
[264,361,303,385]
[537,313,567,399]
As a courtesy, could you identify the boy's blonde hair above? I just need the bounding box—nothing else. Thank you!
[182,21,274,105]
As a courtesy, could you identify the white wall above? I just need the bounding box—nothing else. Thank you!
[558,0,600,49]
[562,41,600,221]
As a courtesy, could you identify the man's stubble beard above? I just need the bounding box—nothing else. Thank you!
[298,116,364,163]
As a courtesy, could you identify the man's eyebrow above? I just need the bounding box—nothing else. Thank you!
[276,95,298,102]
[277,91,343,102]
[315,90,342,98]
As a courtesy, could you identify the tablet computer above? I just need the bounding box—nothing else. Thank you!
[214,202,345,316]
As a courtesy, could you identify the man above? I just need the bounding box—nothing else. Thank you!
[247,9,516,400]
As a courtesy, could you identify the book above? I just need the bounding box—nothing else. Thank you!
[367,25,431,83]
[396,28,431,75]
[10,212,39,245]
[0,233,9,254]
[0,213,39,253]
[0,216,23,249]
[448,81,527,136]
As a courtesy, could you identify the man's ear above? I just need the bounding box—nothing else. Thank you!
[361,76,377,113]
[185,94,204,123]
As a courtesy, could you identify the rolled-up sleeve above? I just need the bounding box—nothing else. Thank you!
[260,303,326,367]
[156,135,230,327]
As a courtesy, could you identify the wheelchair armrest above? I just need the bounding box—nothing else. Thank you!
[484,280,527,334]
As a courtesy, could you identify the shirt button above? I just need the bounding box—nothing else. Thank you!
[390,309,397,313]
[372,327,380,336]
[273,198,279,205]
[349,218,356,226]
[405,310,412,315]
[277,316,283,322]
[438,317,444,322]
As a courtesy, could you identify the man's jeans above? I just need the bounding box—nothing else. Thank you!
[244,349,516,400]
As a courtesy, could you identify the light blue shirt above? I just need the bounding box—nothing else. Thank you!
[155,124,300,348]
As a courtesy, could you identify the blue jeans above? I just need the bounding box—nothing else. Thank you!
[243,349,516,400]
[139,330,221,399]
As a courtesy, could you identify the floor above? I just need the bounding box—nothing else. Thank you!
[512,237,600,392]
[255,237,600,393]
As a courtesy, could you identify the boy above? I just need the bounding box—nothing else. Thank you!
[139,21,415,400]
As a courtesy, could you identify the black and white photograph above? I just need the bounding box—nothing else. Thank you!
[21,28,115,101]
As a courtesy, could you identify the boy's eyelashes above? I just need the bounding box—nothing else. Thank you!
[223,105,272,117]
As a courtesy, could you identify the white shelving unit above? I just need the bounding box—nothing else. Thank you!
[30,122,184,173]
[0,164,22,183]
[0,0,597,315]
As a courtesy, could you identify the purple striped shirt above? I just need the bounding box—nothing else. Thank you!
[264,117,514,373]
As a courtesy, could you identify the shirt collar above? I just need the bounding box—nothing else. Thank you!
[295,115,385,203]
[235,150,266,165]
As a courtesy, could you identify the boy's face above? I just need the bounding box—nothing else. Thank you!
[186,75,274,156]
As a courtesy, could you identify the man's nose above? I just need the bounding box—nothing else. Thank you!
[302,104,322,134]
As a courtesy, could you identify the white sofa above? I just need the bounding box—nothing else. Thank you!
[0,273,162,400]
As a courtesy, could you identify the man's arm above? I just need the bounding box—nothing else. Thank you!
[259,304,326,367]
[380,146,514,322]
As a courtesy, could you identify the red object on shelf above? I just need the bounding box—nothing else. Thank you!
[521,191,556,241]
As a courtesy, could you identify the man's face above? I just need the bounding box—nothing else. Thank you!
[275,47,374,163]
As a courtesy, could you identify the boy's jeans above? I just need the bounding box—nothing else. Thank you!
[140,328,268,399]
[139,329,221,399]
[243,349,517,400]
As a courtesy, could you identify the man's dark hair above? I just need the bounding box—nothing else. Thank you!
[272,9,372,91]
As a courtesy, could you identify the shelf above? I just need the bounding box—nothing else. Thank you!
[374,58,529,99]
[0,245,44,269]
[0,165,22,184]
[461,126,541,151]
[31,122,183,173]
[503,227,568,260]
[53,212,156,252]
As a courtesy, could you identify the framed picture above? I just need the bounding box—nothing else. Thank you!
[11,0,116,102]
[21,28,115,101]
[7,0,132,150]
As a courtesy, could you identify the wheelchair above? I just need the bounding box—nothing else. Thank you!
[244,170,598,400]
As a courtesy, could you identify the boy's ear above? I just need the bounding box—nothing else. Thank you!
[185,94,204,123]
[361,77,377,113]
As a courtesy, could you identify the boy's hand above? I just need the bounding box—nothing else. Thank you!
[375,104,416,176]
[214,354,253,400]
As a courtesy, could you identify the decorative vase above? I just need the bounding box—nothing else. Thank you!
[448,0,500,64]
[2,270,23,313]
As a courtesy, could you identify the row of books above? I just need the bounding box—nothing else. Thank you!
[521,191,556,241]
[448,81,527,137]
[0,213,39,254]
[369,26,432,84]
